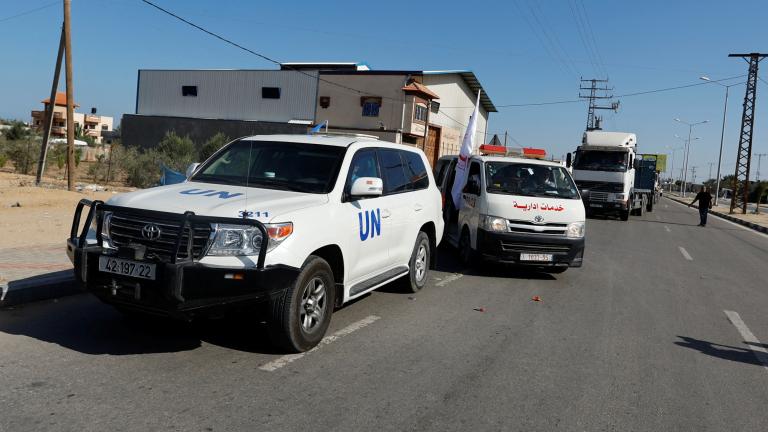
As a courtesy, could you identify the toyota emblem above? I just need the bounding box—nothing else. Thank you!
[533,215,545,224]
[141,223,162,240]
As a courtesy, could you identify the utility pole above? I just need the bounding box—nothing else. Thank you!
[579,78,620,131]
[35,28,65,186]
[690,166,697,186]
[504,131,508,147]
[756,153,767,182]
[64,0,76,191]
[728,53,767,214]
[708,162,715,183]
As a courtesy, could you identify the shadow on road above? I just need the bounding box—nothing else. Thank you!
[432,245,557,281]
[0,296,283,356]
[674,336,764,367]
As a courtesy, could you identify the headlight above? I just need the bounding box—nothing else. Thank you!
[480,214,508,232]
[92,211,115,249]
[611,193,627,202]
[207,222,293,256]
[565,222,585,238]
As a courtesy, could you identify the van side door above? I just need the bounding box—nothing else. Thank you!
[459,160,483,249]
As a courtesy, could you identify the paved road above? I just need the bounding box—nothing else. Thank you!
[2,197,767,431]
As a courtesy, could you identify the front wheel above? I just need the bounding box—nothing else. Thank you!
[620,209,630,221]
[402,231,431,293]
[269,256,335,353]
[458,228,475,267]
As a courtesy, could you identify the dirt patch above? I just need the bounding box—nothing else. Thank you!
[0,171,136,249]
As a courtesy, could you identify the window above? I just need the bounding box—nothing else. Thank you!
[319,96,330,109]
[192,140,347,194]
[361,97,382,117]
[414,104,428,122]
[463,162,482,195]
[345,149,380,196]
[378,149,409,194]
[403,151,429,190]
[101,124,108,130]
[434,159,449,188]
[262,87,281,99]
[182,85,197,97]
[430,100,440,114]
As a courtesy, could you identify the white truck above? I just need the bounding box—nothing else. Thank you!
[570,131,654,221]
[67,134,444,352]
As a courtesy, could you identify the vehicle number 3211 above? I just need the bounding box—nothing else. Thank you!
[98,256,156,280]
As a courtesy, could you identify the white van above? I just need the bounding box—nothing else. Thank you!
[434,146,585,273]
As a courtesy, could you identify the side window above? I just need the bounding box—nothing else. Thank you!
[345,149,380,195]
[378,149,409,194]
[463,161,482,195]
[434,159,448,188]
[402,150,429,190]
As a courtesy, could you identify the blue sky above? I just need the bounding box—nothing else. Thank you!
[2,0,767,181]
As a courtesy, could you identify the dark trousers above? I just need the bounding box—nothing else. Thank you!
[699,208,708,226]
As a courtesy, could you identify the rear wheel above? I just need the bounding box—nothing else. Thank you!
[620,209,630,221]
[646,197,654,212]
[269,256,335,353]
[402,231,431,293]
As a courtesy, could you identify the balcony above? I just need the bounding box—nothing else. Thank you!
[31,110,43,118]
[31,110,64,120]
[51,126,66,135]
[84,115,100,124]
[86,129,99,137]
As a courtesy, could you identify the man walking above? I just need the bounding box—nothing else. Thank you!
[689,186,713,226]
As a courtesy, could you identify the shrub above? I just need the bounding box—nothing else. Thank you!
[156,131,196,172]
[6,139,36,174]
[200,132,230,161]
[121,147,163,188]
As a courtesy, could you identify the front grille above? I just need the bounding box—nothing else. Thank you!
[576,181,623,192]
[507,220,567,235]
[501,242,571,254]
[107,212,212,262]
[589,191,609,202]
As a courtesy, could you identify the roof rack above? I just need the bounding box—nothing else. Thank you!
[310,131,380,140]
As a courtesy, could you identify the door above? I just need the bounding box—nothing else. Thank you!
[423,126,441,168]
[341,149,391,284]
[459,160,483,249]
[377,148,416,266]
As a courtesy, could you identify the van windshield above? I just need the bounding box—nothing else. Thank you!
[191,140,346,194]
[485,162,579,199]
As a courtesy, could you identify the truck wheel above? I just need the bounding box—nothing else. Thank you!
[646,198,654,213]
[620,210,630,221]
[637,198,645,216]
[458,227,476,267]
[269,256,335,353]
[402,231,431,293]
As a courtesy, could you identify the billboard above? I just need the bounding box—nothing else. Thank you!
[640,154,667,173]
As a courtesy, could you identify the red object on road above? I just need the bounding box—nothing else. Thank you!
[531,296,542,302]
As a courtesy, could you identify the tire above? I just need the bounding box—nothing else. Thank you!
[637,198,645,217]
[620,209,630,221]
[458,227,475,267]
[402,231,431,293]
[544,267,567,274]
[269,256,335,353]
[646,198,654,213]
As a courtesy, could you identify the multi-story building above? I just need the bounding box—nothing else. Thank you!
[124,63,496,165]
[31,92,114,144]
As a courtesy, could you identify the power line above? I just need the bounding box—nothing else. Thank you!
[567,0,601,76]
[576,0,609,77]
[0,0,58,24]
[510,0,575,78]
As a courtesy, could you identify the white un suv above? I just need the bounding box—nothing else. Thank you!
[67,134,444,352]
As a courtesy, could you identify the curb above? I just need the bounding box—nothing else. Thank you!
[664,195,768,234]
[0,270,82,308]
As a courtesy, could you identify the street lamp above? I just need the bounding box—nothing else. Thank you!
[673,135,699,193]
[665,144,684,191]
[700,76,743,205]
[674,118,708,197]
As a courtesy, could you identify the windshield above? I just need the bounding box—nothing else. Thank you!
[573,150,629,172]
[191,140,346,194]
[485,162,579,199]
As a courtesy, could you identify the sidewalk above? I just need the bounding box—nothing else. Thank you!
[665,192,768,233]
[0,243,80,307]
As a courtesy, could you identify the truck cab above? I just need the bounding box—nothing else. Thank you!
[435,146,586,273]
[571,131,653,220]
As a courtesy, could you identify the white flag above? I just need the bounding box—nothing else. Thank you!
[451,90,481,207]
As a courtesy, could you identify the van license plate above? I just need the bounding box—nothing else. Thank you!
[589,203,603,208]
[520,253,553,262]
[98,256,156,280]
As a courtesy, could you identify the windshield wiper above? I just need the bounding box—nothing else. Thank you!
[191,175,242,186]
[248,179,314,193]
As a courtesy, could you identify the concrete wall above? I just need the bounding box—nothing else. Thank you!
[136,70,318,123]
[121,114,307,150]
[315,73,409,133]
[422,73,489,155]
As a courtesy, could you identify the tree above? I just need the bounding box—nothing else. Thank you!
[156,131,197,172]
[200,132,230,161]
[3,121,30,141]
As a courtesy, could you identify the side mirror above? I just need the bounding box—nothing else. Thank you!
[350,177,383,198]
[566,153,572,168]
[186,162,200,179]
[464,180,480,196]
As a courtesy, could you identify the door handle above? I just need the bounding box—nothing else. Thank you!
[414,204,424,212]
[381,209,392,218]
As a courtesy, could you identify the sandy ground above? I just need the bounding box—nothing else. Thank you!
[0,171,135,249]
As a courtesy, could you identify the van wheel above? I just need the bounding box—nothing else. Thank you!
[619,210,630,221]
[402,231,431,293]
[269,256,335,353]
[458,228,475,267]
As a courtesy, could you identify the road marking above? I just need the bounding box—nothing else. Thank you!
[678,246,693,261]
[664,204,669,208]
[664,225,671,233]
[435,273,463,287]
[724,310,768,371]
[258,315,381,372]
